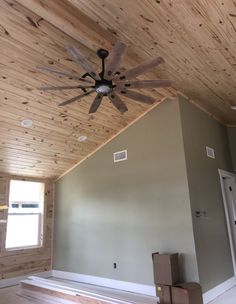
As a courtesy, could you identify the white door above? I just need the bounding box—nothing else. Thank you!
[219,169,236,274]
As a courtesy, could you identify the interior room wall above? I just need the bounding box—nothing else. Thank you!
[179,95,234,292]
[53,98,199,286]
[227,127,236,171]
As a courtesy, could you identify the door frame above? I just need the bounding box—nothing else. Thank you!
[219,169,236,276]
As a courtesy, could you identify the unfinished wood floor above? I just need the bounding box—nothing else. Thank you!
[0,285,38,304]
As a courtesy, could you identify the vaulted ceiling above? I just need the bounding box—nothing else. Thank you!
[1,0,236,179]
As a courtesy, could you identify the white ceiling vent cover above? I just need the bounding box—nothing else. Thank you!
[206,146,215,159]
[113,150,127,163]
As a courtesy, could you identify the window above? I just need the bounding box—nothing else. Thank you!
[6,180,45,249]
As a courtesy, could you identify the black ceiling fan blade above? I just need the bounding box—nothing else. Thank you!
[58,89,95,106]
[38,85,93,91]
[36,66,92,83]
[89,94,103,113]
[116,89,156,104]
[104,41,127,80]
[114,57,165,81]
[116,79,172,89]
[66,46,100,80]
[108,93,128,113]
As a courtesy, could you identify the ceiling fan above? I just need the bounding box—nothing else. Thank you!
[38,42,171,113]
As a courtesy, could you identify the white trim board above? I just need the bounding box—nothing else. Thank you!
[52,270,156,297]
[203,276,236,304]
[1,269,235,303]
[21,277,137,304]
[52,270,236,303]
[0,270,52,289]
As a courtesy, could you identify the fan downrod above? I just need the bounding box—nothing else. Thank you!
[97,49,109,59]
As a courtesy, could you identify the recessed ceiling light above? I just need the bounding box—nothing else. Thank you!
[78,135,87,142]
[20,119,33,127]
[231,105,236,110]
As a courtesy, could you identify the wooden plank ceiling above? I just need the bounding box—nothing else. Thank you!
[0,0,236,179]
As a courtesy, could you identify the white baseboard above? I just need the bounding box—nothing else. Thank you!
[2,268,234,303]
[0,270,52,289]
[203,276,236,304]
[52,270,236,302]
[52,270,156,297]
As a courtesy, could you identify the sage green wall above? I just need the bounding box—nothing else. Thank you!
[179,95,234,292]
[227,127,236,171]
[53,99,199,285]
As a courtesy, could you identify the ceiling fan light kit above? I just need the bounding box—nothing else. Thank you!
[38,42,171,113]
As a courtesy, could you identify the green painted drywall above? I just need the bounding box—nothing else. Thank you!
[179,95,234,292]
[227,127,236,171]
[53,99,199,285]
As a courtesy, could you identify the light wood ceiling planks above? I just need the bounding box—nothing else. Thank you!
[73,0,236,122]
[1,0,236,179]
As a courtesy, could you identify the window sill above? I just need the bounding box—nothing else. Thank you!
[5,244,43,251]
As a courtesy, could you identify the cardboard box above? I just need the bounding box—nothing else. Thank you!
[156,285,172,304]
[171,283,203,304]
[152,252,180,285]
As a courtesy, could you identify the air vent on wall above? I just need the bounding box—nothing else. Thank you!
[206,146,215,159]
[113,150,127,163]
